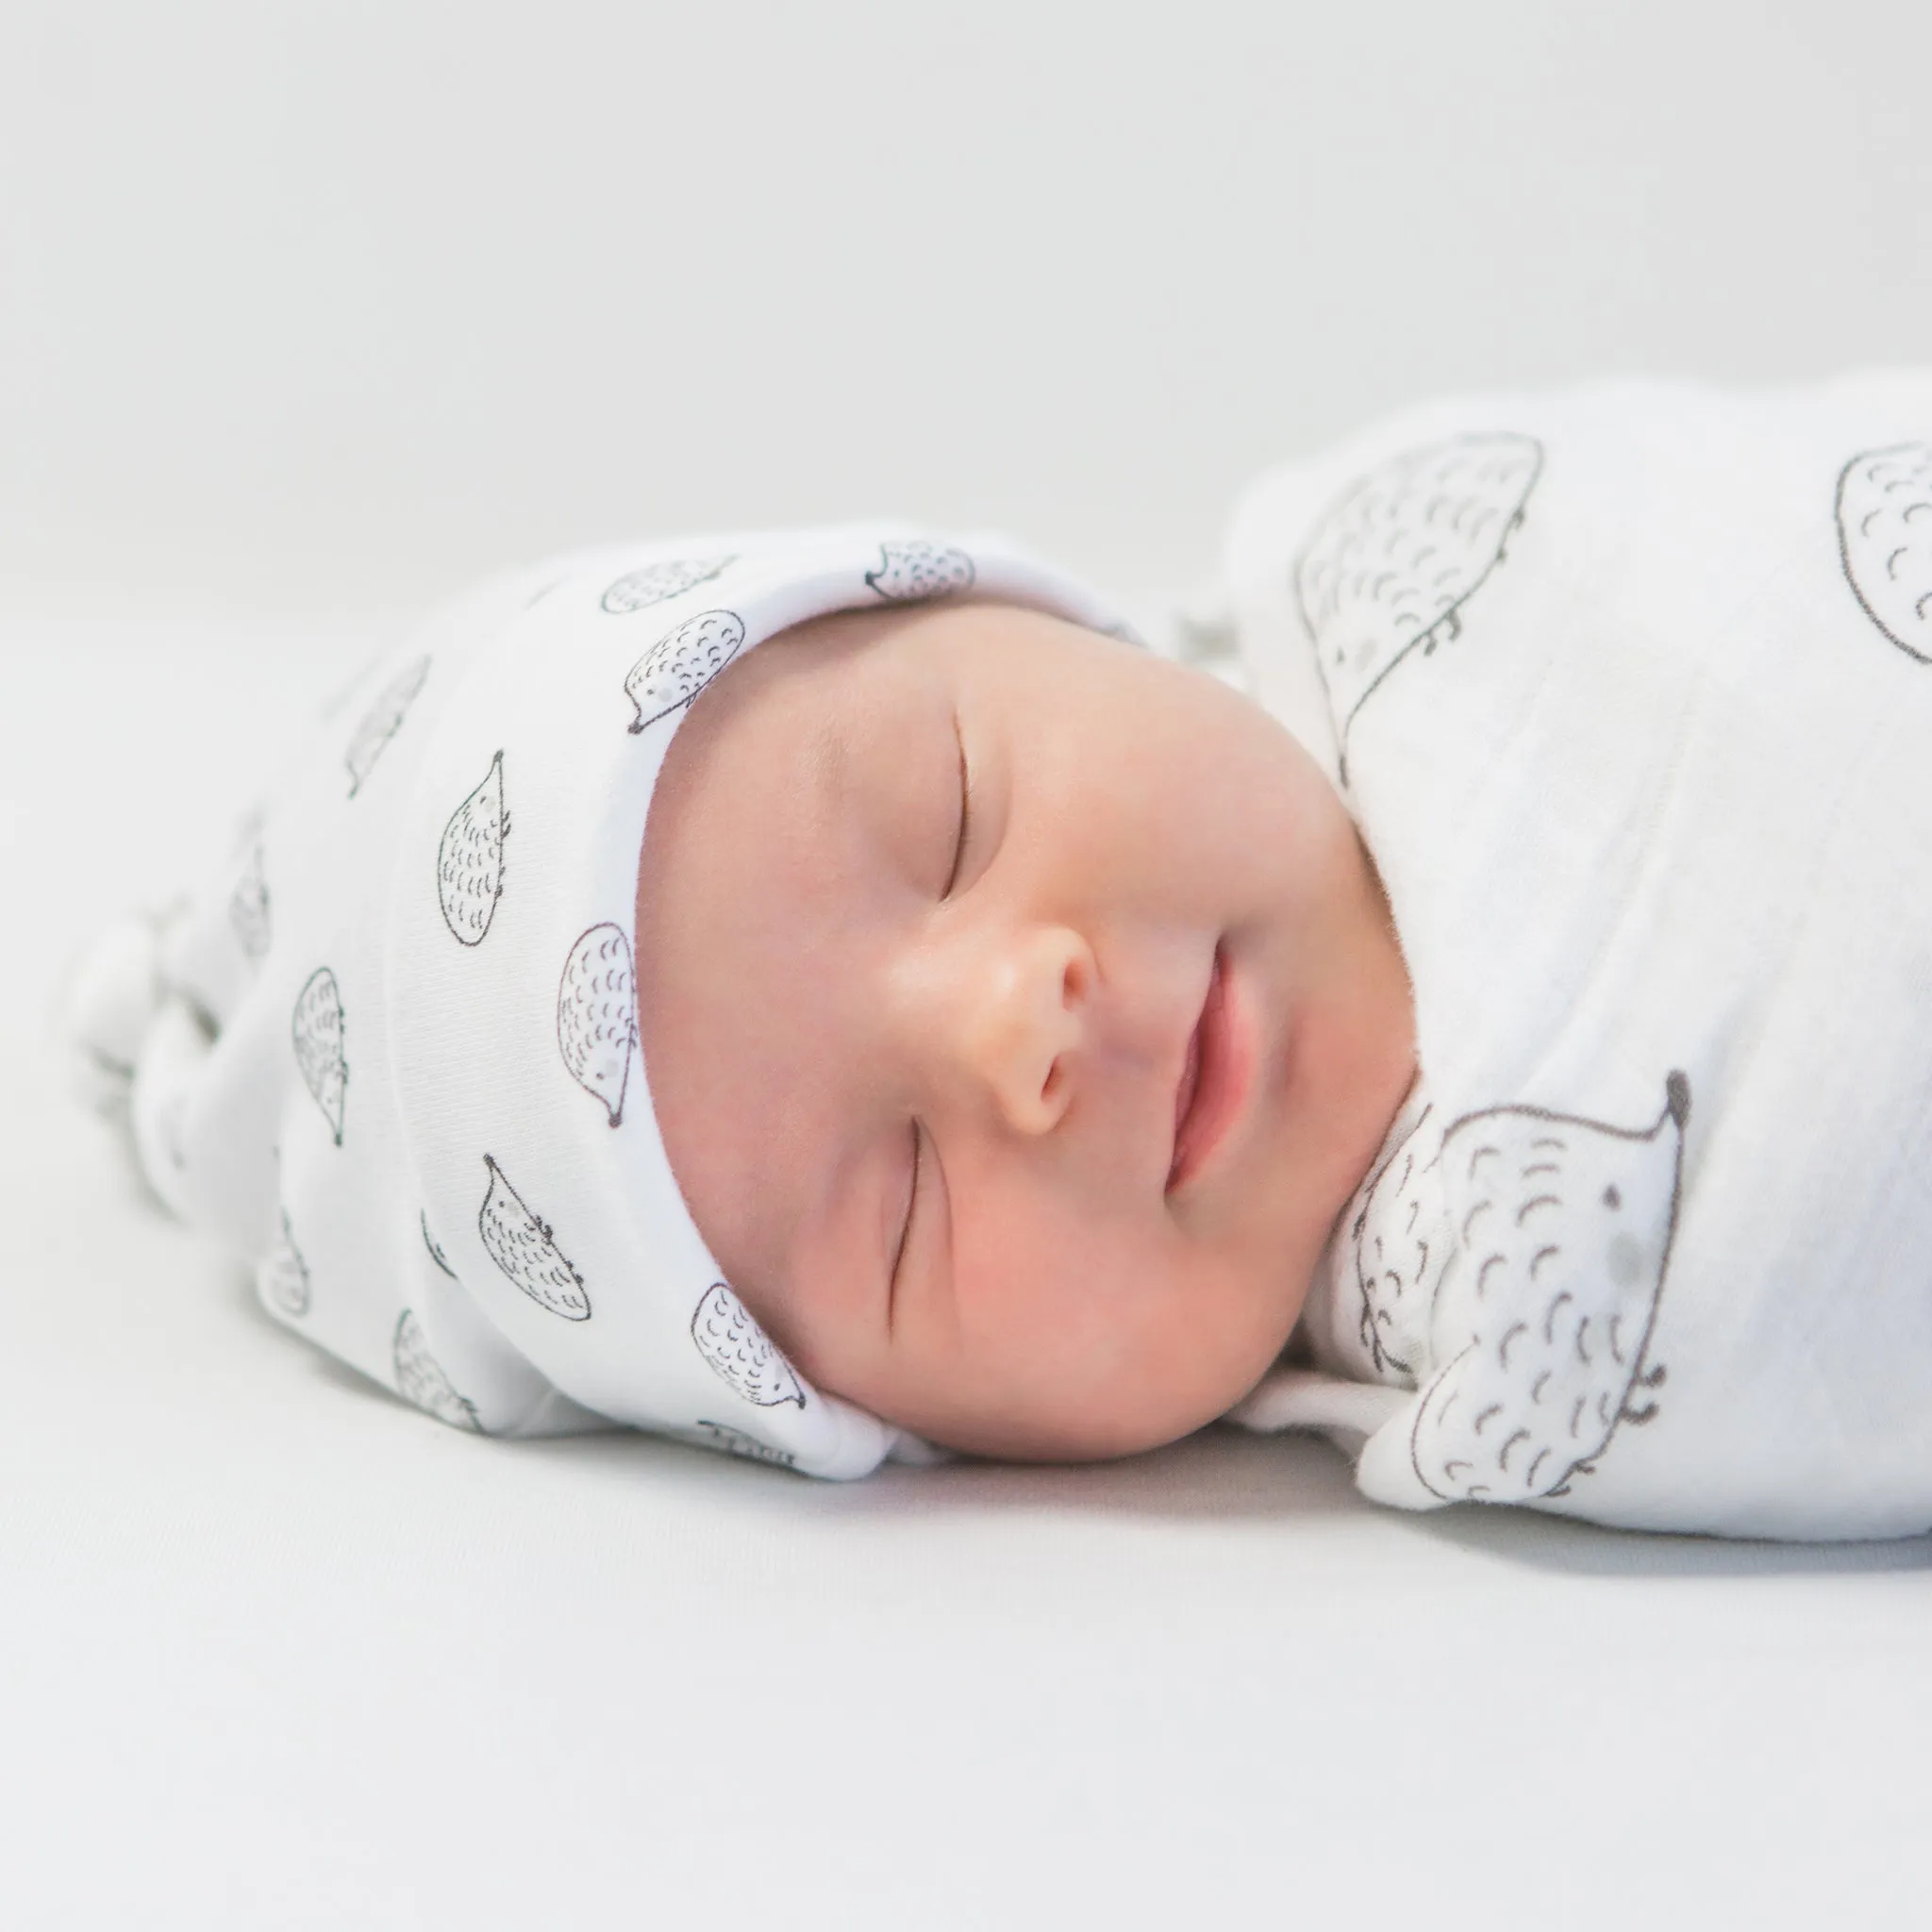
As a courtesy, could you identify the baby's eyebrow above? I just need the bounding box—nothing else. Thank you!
[799,712,854,841]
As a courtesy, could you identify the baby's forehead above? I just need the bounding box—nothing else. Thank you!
[753,596,1091,677]
[667,598,1101,783]
[639,594,1116,1019]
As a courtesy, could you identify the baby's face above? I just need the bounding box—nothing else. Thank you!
[635,603,1414,1459]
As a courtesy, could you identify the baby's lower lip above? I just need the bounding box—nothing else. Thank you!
[1168,946,1250,1191]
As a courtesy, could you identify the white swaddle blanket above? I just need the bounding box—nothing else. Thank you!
[1222,373,1932,1541]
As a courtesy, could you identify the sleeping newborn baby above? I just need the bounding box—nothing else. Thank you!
[67,370,1932,1540]
[632,597,1414,1462]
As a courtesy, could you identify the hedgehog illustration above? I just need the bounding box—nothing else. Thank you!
[691,1282,807,1408]
[625,609,746,734]
[865,541,975,603]
[155,1092,190,1173]
[1836,441,1932,663]
[230,800,268,852]
[344,655,431,797]
[257,1207,311,1318]
[392,1309,483,1432]
[421,1209,457,1278]
[437,751,509,946]
[691,1419,797,1468]
[291,966,347,1145]
[557,923,637,1126]
[1296,433,1542,780]
[1405,1072,1690,1505]
[601,555,735,616]
[478,1154,591,1321]
[1342,1103,1448,1381]
[228,842,272,961]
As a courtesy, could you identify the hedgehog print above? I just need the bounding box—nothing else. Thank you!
[691,1282,806,1408]
[558,923,637,1126]
[344,655,431,797]
[257,1207,311,1318]
[691,1420,797,1468]
[478,1155,591,1320]
[1342,1102,1448,1381]
[1406,1072,1690,1506]
[228,841,271,961]
[1836,441,1932,663]
[438,751,509,945]
[1296,433,1542,780]
[421,1209,458,1278]
[392,1309,483,1432]
[152,1091,190,1173]
[229,800,268,854]
[291,966,347,1145]
[601,555,735,616]
[865,541,975,603]
[625,610,746,734]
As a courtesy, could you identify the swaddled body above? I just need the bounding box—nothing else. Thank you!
[1226,372,1932,1540]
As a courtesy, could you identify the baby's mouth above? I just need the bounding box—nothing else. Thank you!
[1168,944,1245,1192]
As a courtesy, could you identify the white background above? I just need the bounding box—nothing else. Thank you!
[4,6,1931,1928]
[4,1,1929,613]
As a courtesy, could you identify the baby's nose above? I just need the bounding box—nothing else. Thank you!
[944,924,1093,1136]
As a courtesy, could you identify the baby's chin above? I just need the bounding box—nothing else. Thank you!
[897,1395,1240,1466]
[867,1338,1297,1465]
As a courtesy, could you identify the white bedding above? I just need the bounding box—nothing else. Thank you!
[5,599,1930,1930]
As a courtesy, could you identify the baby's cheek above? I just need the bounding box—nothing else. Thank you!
[1008,1228,1270,1439]
[1141,1255,1294,1418]
[876,1164,1291,1456]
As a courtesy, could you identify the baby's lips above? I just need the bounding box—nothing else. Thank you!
[1169,1013,1204,1180]
[1168,945,1244,1194]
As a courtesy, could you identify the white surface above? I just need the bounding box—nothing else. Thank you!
[4,615,1931,1930]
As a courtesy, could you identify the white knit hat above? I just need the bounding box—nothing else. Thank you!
[73,527,1128,1477]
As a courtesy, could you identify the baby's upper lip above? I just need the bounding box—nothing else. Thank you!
[1168,945,1237,1191]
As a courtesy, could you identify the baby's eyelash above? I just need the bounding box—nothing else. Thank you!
[888,1123,922,1318]
[940,715,971,899]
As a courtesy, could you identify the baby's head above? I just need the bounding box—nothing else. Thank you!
[636,600,1416,1461]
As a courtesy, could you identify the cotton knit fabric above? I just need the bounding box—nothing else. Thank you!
[1223,372,1932,1540]
[76,528,1127,1477]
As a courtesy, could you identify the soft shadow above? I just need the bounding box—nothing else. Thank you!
[296,1343,418,1412]
[522,1419,1377,1527]
[1399,1493,1932,1578]
[814,1424,1372,1524]
[262,1329,1932,1575]
[530,1423,1932,1574]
